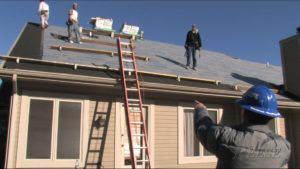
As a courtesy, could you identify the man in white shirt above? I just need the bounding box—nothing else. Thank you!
[38,0,49,29]
[67,3,82,44]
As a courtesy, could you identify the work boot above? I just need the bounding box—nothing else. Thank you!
[185,64,189,69]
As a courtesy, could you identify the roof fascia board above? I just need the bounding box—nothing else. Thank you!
[0,68,238,98]
[0,55,221,84]
[141,81,241,97]
[1,68,300,106]
[0,68,116,86]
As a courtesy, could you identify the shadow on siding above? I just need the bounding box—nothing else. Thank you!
[84,101,112,169]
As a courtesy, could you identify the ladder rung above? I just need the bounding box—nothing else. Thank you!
[133,134,145,137]
[123,59,134,63]
[90,137,103,139]
[127,88,138,91]
[133,147,147,149]
[126,78,136,82]
[130,109,141,113]
[124,68,134,72]
[136,159,149,162]
[122,51,133,55]
[131,122,143,125]
[128,103,140,107]
[120,42,131,46]
[128,99,140,102]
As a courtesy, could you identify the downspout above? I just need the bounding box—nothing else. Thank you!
[4,74,17,169]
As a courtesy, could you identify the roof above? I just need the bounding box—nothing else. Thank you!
[41,24,283,87]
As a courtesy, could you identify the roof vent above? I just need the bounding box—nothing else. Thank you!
[266,62,270,68]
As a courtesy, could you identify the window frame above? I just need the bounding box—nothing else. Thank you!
[16,91,89,168]
[178,103,223,164]
[114,100,155,168]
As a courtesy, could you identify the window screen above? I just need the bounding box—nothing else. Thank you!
[56,101,81,159]
[183,109,200,156]
[27,99,53,159]
[183,109,218,157]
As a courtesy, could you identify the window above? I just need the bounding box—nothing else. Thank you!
[17,93,89,168]
[178,103,222,164]
[26,99,54,159]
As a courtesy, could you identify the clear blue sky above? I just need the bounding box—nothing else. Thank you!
[0,0,300,66]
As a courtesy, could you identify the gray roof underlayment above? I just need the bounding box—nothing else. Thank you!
[42,25,283,87]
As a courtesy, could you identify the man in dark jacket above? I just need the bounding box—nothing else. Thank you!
[194,85,291,168]
[185,24,202,70]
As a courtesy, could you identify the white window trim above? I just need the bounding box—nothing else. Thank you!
[115,99,155,168]
[16,91,89,168]
[272,118,280,134]
[178,102,223,164]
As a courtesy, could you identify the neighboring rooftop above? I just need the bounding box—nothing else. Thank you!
[10,23,283,87]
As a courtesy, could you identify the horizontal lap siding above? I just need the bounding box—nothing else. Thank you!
[86,99,115,168]
[154,102,178,167]
[278,109,289,139]
[9,94,239,169]
[279,117,287,138]
[154,102,237,168]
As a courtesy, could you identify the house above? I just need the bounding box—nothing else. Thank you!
[0,22,300,168]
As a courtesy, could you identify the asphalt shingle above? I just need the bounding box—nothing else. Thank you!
[42,25,283,87]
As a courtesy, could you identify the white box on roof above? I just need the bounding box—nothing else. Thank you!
[121,23,139,36]
[90,17,113,31]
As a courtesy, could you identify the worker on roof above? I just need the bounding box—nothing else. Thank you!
[38,0,49,29]
[185,24,202,70]
[67,3,82,44]
[194,85,291,168]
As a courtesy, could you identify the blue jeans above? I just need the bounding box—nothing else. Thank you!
[186,46,196,67]
[68,22,81,43]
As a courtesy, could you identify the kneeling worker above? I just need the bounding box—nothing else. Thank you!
[194,85,291,168]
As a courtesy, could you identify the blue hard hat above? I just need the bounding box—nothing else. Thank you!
[236,85,281,118]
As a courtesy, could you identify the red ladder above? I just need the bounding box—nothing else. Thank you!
[117,37,151,169]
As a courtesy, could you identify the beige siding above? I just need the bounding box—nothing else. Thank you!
[153,101,238,168]
[8,92,292,168]
[154,101,178,168]
[85,99,115,169]
[279,116,287,138]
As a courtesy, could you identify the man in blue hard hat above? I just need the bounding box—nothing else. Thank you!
[194,85,291,168]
